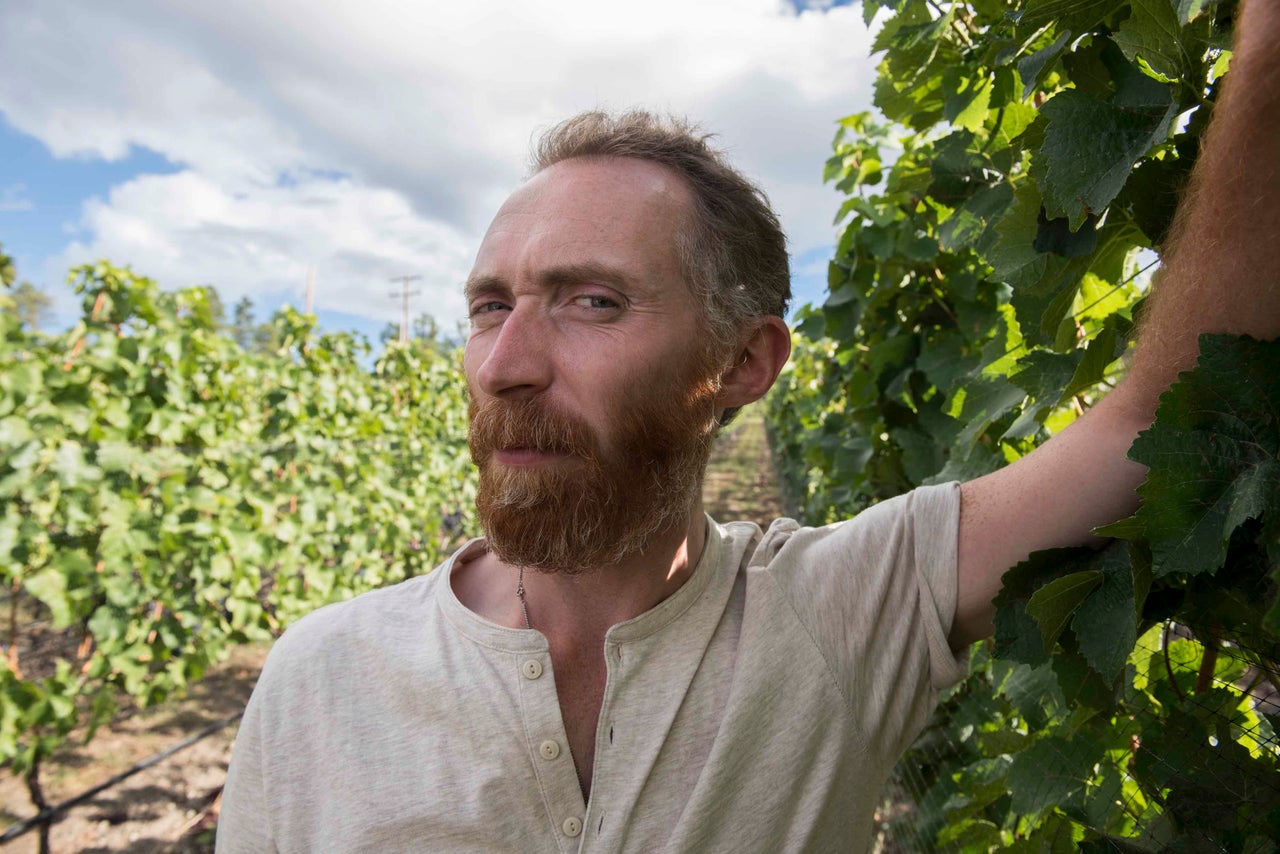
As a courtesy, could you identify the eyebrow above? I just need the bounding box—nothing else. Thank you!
[464,262,636,303]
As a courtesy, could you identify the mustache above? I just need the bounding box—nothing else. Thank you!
[468,396,599,462]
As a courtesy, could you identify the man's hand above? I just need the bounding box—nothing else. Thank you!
[950,0,1280,649]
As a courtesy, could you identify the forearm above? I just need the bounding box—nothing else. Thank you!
[1116,0,1280,421]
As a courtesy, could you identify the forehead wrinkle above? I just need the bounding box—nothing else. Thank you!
[471,158,695,304]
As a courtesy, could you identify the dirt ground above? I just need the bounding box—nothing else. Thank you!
[700,406,786,527]
[0,643,266,853]
[0,405,786,852]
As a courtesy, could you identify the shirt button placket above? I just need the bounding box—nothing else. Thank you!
[520,655,581,845]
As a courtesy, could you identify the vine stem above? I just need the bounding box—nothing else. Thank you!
[26,759,51,854]
[1195,625,1220,696]
[7,576,19,679]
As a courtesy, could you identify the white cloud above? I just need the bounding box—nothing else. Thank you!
[46,171,473,327]
[0,184,34,212]
[2,0,877,327]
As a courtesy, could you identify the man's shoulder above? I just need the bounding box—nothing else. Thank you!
[743,481,961,568]
[261,571,444,684]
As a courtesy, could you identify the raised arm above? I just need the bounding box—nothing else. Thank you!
[951,0,1280,648]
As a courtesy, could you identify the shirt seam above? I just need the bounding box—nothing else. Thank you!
[603,517,725,643]
[758,568,855,709]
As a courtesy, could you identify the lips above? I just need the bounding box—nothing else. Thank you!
[467,394,599,475]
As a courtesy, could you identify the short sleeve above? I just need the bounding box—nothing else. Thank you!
[756,483,967,758]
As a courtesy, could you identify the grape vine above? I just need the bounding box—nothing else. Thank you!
[0,262,477,814]
[766,0,1279,847]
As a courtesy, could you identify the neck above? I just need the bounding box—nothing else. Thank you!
[452,501,709,642]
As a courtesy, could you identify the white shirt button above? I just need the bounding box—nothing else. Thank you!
[562,816,583,837]
[539,739,561,760]
[522,659,543,679]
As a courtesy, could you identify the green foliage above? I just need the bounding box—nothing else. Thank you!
[767,0,1279,847]
[0,261,476,778]
[231,295,281,355]
[9,282,54,331]
[0,242,15,288]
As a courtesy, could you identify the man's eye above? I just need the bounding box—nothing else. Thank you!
[470,301,508,316]
[574,294,619,310]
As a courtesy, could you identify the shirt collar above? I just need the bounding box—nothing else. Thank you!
[437,516,725,653]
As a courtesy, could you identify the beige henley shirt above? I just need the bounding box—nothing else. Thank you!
[217,482,966,853]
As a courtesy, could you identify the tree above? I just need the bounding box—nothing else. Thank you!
[0,243,53,331]
[380,311,455,351]
[378,321,401,346]
[231,294,280,354]
[233,296,257,351]
[0,242,14,287]
[11,282,52,331]
[411,311,438,344]
[202,285,227,329]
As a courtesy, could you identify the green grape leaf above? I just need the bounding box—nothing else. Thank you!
[938,183,1014,253]
[995,600,1051,667]
[955,376,1027,448]
[1032,88,1178,229]
[1007,732,1104,814]
[1018,0,1112,33]
[1175,0,1215,25]
[1033,211,1099,258]
[1010,350,1083,402]
[24,568,72,627]
[891,427,946,485]
[1062,325,1120,399]
[1115,135,1196,246]
[989,183,1048,289]
[996,661,1063,729]
[1051,641,1117,711]
[1113,0,1187,81]
[1026,570,1104,653]
[977,728,1034,757]
[51,441,102,488]
[993,547,1099,666]
[1018,30,1073,99]
[1129,335,1280,578]
[1070,543,1137,682]
[1004,350,1085,439]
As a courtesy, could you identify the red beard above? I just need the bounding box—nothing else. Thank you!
[468,363,721,574]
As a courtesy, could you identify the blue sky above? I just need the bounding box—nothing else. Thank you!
[0,118,177,290]
[0,0,874,341]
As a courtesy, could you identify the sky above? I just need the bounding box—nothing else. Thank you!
[0,0,876,341]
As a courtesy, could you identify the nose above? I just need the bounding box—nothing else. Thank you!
[469,304,553,399]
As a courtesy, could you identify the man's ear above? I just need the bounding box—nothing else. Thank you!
[715,316,792,411]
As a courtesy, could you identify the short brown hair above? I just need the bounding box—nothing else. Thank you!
[530,110,791,363]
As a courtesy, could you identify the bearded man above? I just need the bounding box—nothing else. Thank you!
[218,3,1279,849]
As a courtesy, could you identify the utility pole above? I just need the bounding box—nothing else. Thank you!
[389,275,423,343]
[305,266,316,315]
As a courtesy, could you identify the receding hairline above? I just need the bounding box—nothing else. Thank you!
[522,153,701,212]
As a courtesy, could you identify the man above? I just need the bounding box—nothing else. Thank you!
[218,2,1278,849]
